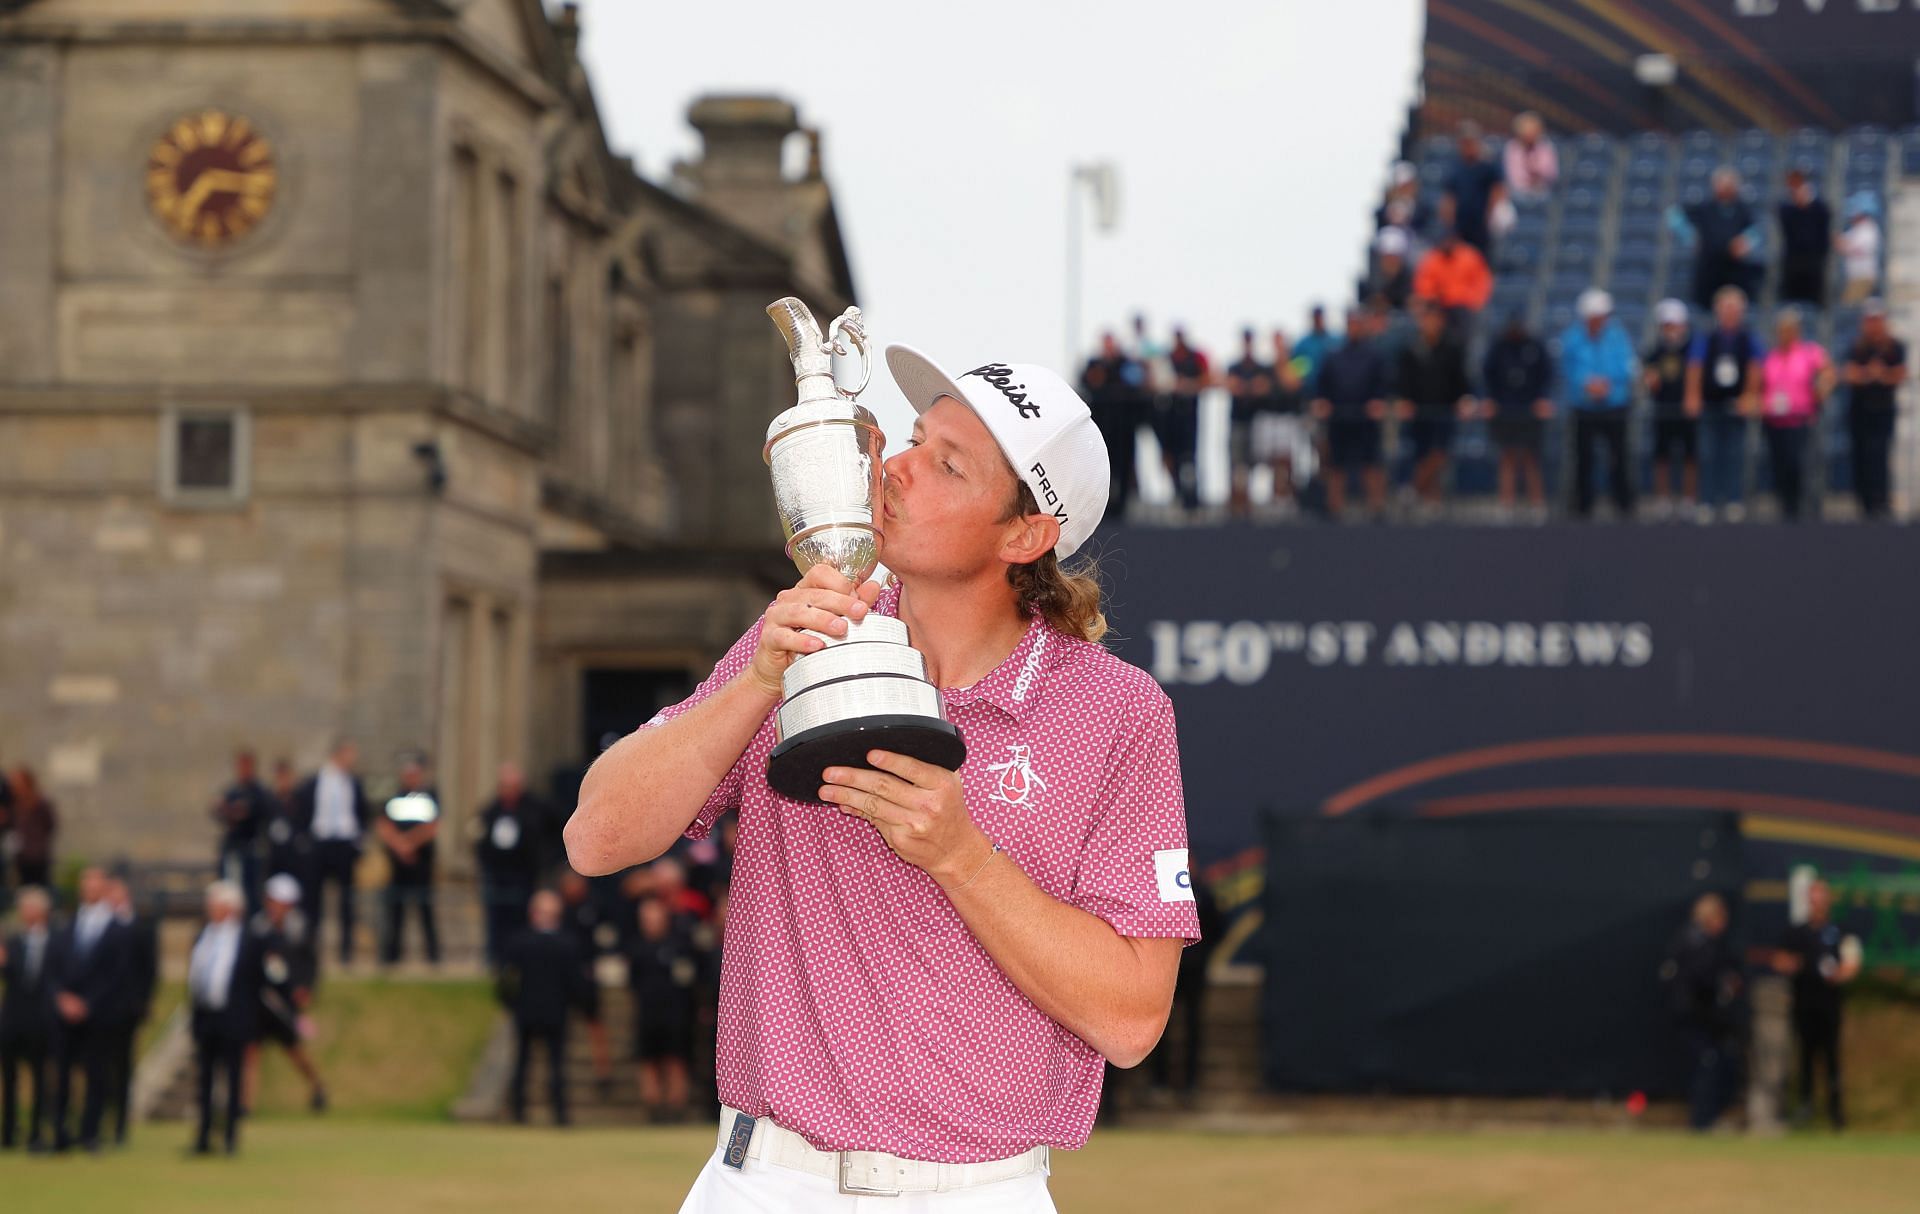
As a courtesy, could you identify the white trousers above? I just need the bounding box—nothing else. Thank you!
[676,1126,1058,1213]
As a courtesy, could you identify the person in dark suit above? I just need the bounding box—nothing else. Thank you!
[291,741,371,967]
[475,762,553,967]
[262,758,315,913]
[186,881,265,1155]
[104,876,159,1146]
[47,866,132,1152]
[498,890,586,1126]
[1,886,56,1151]
[211,750,273,915]
[245,873,327,1114]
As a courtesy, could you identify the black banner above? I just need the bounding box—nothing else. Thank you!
[1261,810,1743,1097]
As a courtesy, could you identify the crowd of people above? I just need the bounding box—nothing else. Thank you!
[1665,880,1862,1133]
[1082,114,1905,524]
[0,740,742,1151]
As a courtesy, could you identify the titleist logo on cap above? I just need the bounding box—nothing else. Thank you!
[964,363,1041,419]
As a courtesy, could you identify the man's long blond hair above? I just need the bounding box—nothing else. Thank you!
[1001,481,1107,643]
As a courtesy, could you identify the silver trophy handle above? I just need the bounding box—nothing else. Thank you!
[826,308,872,400]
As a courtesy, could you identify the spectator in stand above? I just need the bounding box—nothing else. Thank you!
[1664,893,1743,1132]
[1367,227,1415,312]
[1162,328,1210,512]
[1310,308,1391,519]
[1757,308,1835,522]
[1481,310,1556,519]
[1843,299,1906,519]
[1292,304,1340,396]
[1837,193,1882,306]
[1502,111,1558,203]
[1441,121,1506,255]
[6,767,54,891]
[1375,160,1433,245]
[1645,298,1700,519]
[1686,286,1765,522]
[1678,167,1762,309]
[1394,300,1477,513]
[1413,227,1493,339]
[211,749,272,915]
[1080,331,1144,519]
[1259,331,1309,512]
[1777,169,1831,308]
[627,896,699,1122]
[1559,289,1637,519]
[1224,329,1273,519]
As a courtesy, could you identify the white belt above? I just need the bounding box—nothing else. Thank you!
[717,1105,1049,1197]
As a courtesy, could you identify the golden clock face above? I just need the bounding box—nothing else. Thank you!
[145,109,277,249]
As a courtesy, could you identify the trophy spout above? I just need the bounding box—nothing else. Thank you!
[767,297,838,403]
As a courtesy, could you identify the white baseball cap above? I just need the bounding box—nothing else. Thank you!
[264,873,302,905]
[1577,288,1613,320]
[883,346,1110,560]
[1375,226,1410,257]
[1655,298,1690,326]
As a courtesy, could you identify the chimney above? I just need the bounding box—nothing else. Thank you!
[685,95,799,187]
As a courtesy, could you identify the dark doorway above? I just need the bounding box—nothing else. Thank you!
[581,667,695,758]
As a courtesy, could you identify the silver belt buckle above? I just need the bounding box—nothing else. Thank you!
[837,1151,902,1197]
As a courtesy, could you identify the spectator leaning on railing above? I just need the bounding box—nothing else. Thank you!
[1368,227,1414,312]
[1756,307,1835,523]
[1685,286,1764,522]
[1481,309,1555,518]
[1644,298,1700,520]
[1842,299,1906,519]
[1558,289,1637,520]
[1393,300,1476,513]
[1310,307,1391,520]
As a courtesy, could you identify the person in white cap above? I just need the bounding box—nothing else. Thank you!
[1644,298,1699,519]
[1367,226,1414,311]
[1557,288,1637,519]
[567,348,1199,1211]
[244,873,327,1114]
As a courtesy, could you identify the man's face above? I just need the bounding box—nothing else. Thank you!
[1715,295,1745,330]
[235,753,255,781]
[1311,309,1326,334]
[498,763,524,800]
[1809,881,1832,921]
[207,894,234,925]
[879,398,1025,581]
[1661,321,1688,345]
[20,897,48,929]
[334,743,358,772]
[399,761,425,790]
[79,868,107,905]
[1586,313,1607,337]
[1714,176,1737,202]
[1100,334,1120,357]
[106,880,130,914]
[1864,315,1889,344]
[273,764,294,793]
[1418,307,1445,340]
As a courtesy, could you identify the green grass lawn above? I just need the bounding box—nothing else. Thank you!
[2,1122,1918,1213]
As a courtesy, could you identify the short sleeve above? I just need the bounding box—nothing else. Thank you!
[1688,334,1708,364]
[1069,685,1202,943]
[647,619,767,840]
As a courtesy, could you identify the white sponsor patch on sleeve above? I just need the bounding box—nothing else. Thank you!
[1153,848,1194,903]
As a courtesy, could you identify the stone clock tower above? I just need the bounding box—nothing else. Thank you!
[0,0,857,872]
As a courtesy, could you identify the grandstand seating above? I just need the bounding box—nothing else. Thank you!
[1401,125,1913,502]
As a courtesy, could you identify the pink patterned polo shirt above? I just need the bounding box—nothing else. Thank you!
[651,581,1198,1164]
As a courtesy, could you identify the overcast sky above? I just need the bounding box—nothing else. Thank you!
[573,0,1425,441]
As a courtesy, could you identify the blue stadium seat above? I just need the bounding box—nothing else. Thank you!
[1732,129,1774,155]
[1615,305,1649,343]
[1548,270,1594,300]
[1609,270,1654,303]
[1612,248,1658,281]
[1556,242,1597,273]
[1620,184,1663,216]
[1495,240,1540,273]
[1902,129,1920,175]
[1570,157,1610,186]
[1562,186,1605,218]
[1846,125,1888,150]
[1617,213,1662,243]
[1681,130,1722,158]
[1626,154,1666,184]
[1677,156,1715,187]
[1785,128,1831,158]
[1543,302,1577,338]
[1557,216,1603,246]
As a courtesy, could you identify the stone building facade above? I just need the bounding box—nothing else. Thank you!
[0,0,855,872]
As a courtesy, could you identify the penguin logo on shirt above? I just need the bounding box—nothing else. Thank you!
[987,745,1046,808]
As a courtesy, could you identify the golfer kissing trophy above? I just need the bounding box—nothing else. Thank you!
[761,296,966,802]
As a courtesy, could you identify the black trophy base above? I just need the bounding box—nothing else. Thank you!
[767,715,966,803]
